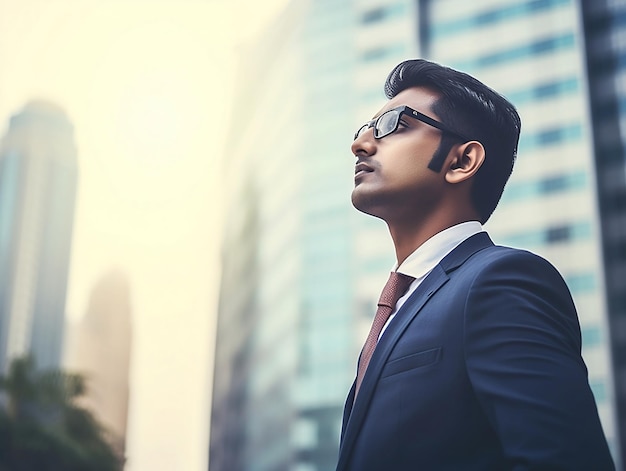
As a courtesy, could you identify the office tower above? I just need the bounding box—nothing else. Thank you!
[64,270,133,459]
[419,0,619,462]
[0,100,78,372]
[211,0,622,469]
[582,0,626,461]
[210,2,375,469]
[417,1,626,463]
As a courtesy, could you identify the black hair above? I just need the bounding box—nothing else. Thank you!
[384,59,521,224]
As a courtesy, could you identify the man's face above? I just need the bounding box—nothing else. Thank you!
[351,86,449,224]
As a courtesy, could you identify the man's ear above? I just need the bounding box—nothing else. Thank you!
[445,141,485,184]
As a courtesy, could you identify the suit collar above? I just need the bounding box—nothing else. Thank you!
[439,231,493,273]
[336,232,494,471]
[395,222,483,280]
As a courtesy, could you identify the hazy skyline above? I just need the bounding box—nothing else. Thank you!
[0,1,289,469]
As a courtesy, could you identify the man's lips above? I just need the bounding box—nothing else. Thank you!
[355,162,374,177]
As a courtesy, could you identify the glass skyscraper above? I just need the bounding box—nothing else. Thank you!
[423,0,619,461]
[210,0,625,469]
[0,100,78,373]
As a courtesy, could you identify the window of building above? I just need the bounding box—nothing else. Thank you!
[431,0,571,39]
[362,7,386,24]
[292,418,318,449]
[546,225,571,243]
[361,3,407,24]
[518,123,582,150]
[589,379,607,403]
[498,230,544,248]
[452,33,575,72]
[501,171,587,203]
[538,129,564,145]
[565,272,597,294]
[361,43,406,62]
[506,77,579,105]
[541,175,571,193]
[582,325,603,347]
[499,222,592,248]
[536,77,579,98]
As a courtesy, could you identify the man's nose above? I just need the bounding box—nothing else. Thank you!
[351,126,376,157]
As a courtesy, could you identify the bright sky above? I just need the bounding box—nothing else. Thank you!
[0,0,289,469]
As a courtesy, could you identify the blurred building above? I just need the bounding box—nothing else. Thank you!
[64,269,133,460]
[582,0,626,463]
[0,100,78,373]
[210,0,625,469]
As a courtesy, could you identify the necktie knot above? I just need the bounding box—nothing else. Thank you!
[377,271,415,308]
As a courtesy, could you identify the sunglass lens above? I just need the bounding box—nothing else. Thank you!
[355,123,370,140]
[375,110,399,138]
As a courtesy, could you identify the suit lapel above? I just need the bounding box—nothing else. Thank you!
[336,232,494,470]
[336,266,448,470]
[340,381,356,443]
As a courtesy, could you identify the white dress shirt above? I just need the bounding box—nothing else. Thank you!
[378,221,484,339]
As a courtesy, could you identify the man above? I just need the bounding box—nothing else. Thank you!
[337,59,615,470]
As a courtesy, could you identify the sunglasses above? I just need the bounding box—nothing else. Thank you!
[354,105,472,142]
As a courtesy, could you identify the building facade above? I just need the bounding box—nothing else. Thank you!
[210,0,624,469]
[421,0,619,462]
[0,100,78,372]
[582,0,626,461]
[64,270,133,460]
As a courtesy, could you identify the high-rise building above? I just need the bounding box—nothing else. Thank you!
[64,269,133,460]
[210,0,624,469]
[420,0,619,463]
[0,100,78,372]
[581,0,626,461]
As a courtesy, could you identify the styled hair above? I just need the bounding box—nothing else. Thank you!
[384,59,521,224]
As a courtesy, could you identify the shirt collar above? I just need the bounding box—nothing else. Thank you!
[394,221,484,280]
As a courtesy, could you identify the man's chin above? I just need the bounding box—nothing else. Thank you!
[351,189,384,219]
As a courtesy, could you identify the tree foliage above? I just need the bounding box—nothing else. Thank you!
[0,356,124,471]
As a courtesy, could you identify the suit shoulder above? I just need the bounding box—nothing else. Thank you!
[475,243,558,269]
[463,243,569,288]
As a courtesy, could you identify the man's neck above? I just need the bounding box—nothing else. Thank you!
[388,216,475,266]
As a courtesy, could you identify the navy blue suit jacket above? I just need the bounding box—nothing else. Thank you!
[337,232,614,470]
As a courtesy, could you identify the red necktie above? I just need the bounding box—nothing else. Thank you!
[355,271,415,397]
